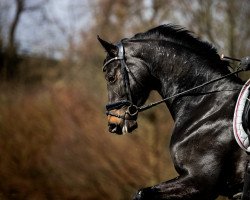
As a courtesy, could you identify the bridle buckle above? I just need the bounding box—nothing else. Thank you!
[127,105,138,117]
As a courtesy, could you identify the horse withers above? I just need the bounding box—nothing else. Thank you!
[98,24,247,200]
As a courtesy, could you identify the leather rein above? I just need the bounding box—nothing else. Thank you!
[103,41,248,119]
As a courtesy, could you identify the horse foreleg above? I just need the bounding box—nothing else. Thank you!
[133,175,217,200]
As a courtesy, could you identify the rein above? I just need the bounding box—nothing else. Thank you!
[139,70,243,111]
[103,41,249,119]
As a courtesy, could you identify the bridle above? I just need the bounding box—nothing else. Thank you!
[103,42,139,119]
[103,41,249,120]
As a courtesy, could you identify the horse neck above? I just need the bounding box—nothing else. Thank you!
[144,42,242,120]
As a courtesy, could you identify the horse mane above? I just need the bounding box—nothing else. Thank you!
[132,24,231,74]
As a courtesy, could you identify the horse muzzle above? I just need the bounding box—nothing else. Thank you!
[107,105,138,134]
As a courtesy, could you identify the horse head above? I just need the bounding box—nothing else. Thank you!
[98,36,154,134]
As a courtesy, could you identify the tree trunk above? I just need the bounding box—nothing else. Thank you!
[3,0,24,80]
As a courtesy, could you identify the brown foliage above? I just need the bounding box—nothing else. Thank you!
[0,83,174,200]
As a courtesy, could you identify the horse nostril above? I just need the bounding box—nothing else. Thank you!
[108,123,123,134]
[109,123,118,133]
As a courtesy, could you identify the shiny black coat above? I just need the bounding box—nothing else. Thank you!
[98,24,246,200]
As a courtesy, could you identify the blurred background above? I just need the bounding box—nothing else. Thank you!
[0,0,250,199]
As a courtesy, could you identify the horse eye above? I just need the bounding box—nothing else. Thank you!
[106,75,117,83]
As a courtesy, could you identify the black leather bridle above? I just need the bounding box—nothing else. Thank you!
[103,42,139,119]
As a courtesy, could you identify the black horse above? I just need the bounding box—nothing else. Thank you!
[98,24,247,200]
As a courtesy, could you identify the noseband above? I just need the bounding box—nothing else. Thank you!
[103,42,139,119]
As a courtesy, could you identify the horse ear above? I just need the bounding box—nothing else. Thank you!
[97,35,117,57]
